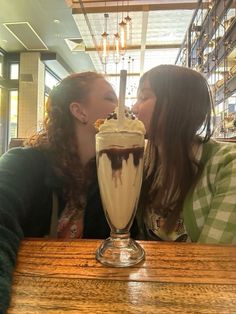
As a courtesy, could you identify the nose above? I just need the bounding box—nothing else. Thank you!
[132,101,139,116]
[109,99,117,112]
[111,102,116,110]
[113,97,118,109]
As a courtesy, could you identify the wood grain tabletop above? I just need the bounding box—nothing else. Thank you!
[8,239,236,314]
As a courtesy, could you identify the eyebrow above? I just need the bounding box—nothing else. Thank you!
[138,87,153,95]
[140,88,152,92]
[106,90,117,97]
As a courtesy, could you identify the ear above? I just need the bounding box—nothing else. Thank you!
[69,102,88,124]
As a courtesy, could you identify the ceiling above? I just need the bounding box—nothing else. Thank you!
[0,0,208,98]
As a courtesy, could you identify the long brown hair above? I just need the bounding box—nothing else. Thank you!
[27,71,104,208]
[140,65,214,232]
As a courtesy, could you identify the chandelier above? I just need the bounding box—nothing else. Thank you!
[100,1,132,66]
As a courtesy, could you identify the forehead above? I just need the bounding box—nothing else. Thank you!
[138,79,153,93]
[91,78,113,91]
[88,79,117,103]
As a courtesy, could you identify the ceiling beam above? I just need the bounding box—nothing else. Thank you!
[106,72,141,77]
[85,43,181,51]
[71,2,210,14]
[67,0,200,4]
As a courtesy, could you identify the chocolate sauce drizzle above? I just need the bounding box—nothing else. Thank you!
[98,147,144,170]
[107,109,136,120]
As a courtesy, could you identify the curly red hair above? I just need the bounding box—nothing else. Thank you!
[27,71,104,208]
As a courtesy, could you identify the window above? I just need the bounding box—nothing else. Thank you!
[45,70,59,90]
[44,69,60,117]
[10,63,19,80]
[0,52,3,79]
[8,90,18,141]
[107,75,140,108]
[0,88,4,155]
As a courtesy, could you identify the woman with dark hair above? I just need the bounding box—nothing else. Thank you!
[133,64,236,243]
[0,72,119,312]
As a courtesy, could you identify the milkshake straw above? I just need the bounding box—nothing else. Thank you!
[118,69,127,128]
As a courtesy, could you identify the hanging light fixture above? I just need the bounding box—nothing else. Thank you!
[118,1,127,56]
[100,12,109,65]
[125,15,132,42]
[124,1,132,44]
[113,1,122,64]
[119,19,127,55]
[99,0,133,66]
[113,32,121,64]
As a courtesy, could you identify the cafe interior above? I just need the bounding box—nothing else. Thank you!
[0,0,236,155]
[0,1,236,313]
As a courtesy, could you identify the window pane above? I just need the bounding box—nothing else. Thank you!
[44,94,49,118]
[0,63,2,78]
[9,90,18,141]
[10,63,19,80]
[0,53,3,79]
[107,75,139,108]
[45,71,59,89]
[0,88,4,155]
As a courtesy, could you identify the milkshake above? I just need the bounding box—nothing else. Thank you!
[95,109,146,267]
[96,110,145,231]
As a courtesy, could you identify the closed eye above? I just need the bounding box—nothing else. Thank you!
[105,97,118,104]
[138,96,148,102]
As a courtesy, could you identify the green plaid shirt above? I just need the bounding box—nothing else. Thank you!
[183,139,236,243]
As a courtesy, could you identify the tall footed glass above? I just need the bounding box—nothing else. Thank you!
[95,131,145,267]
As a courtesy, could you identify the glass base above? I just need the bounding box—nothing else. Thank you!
[96,236,145,267]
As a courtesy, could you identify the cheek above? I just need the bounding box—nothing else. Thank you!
[89,103,115,124]
[104,102,116,115]
[143,116,151,136]
[98,103,115,120]
[138,107,154,134]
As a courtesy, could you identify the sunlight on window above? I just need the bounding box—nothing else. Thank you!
[10,63,19,80]
[0,88,4,155]
[107,75,140,109]
[45,71,59,89]
[0,53,3,78]
[9,90,18,141]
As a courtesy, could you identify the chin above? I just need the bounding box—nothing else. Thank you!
[144,126,149,139]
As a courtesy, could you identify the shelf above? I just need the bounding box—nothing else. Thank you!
[215,74,236,105]
[203,18,236,74]
[176,0,236,139]
[216,137,236,142]
[190,0,234,65]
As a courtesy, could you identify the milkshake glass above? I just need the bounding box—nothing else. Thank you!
[96,125,145,267]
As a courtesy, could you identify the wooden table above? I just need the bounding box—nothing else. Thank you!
[8,239,236,313]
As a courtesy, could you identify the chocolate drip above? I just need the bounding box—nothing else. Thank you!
[107,109,136,120]
[98,147,144,170]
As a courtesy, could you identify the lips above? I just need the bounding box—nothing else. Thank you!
[132,111,139,119]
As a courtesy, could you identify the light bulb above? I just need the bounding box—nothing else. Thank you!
[101,31,109,64]
[119,20,127,54]
[125,15,132,43]
[113,33,120,64]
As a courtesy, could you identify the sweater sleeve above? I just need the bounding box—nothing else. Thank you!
[0,148,45,313]
[198,146,236,244]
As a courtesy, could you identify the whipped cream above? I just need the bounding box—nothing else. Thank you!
[98,108,146,135]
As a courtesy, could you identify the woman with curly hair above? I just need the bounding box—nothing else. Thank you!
[133,64,236,244]
[0,71,120,312]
